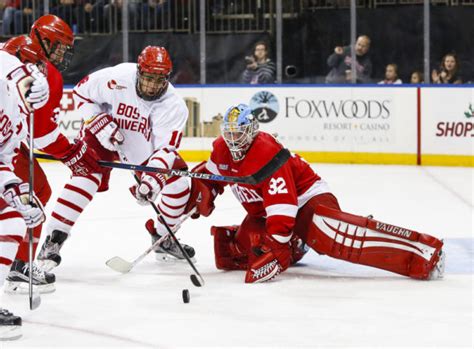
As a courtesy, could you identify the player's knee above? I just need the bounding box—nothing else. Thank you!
[211,225,248,271]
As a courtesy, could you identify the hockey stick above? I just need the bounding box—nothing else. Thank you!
[27,112,41,310]
[105,207,197,274]
[113,143,205,287]
[34,147,291,185]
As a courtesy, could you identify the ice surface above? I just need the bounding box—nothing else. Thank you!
[1,162,472,348]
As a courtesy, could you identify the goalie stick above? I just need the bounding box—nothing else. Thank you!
[34,147,291,185]
[106,207,197,274]
[113,143,205,287]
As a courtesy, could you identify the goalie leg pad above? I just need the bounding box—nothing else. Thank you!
[307,205,443,279]
[211,225,248,271]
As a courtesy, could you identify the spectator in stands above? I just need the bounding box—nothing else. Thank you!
[12,0,37,35]
[241,41,276,84]
[378,63,402,84]
[410,71,423,84]
[51,0,76,29]
[1,0,21,35]
[431,53,462,84]
[75,0,105,33]
[325,35,372,84]
[104,0,142,31]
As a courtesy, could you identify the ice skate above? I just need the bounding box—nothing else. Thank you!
[145,219,196,262]
[37,230,69,272]
[4,260,55,294]
[0,309,21,341]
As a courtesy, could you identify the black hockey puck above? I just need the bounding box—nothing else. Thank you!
[182,289,190,303]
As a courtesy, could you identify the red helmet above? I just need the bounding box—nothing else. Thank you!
[136,46,172,101]
[137,46,173,76]
[30,14,74,72]
[2,35,47,66]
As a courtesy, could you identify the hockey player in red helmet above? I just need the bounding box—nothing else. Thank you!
[136,46,172,101]
[0,23,100,294]
[38,45,196,272]
[29,14,74,72]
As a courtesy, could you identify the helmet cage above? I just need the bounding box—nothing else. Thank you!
[136,67,169,101]
[221,107,259,161]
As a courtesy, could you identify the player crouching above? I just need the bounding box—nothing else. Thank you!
[184,104,445,283]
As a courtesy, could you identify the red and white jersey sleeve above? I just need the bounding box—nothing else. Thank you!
[206,132,331,241]
[0,79,27,193]
[73,63,188,165]
[31,61,71,158]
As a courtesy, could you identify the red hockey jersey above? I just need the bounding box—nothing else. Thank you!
[29,61,71,158]
[205,132,331,241]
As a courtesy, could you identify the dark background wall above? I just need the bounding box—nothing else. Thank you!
[62,7,473,85]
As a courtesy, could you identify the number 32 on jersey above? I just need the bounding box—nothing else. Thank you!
[268,177,288,195]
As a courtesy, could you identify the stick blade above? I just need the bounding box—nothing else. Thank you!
[106,257,133,273]
[30,292,41,310]
[190,274,204,287]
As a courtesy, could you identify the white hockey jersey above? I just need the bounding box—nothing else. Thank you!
[0,78,27,193]
[73,63,188,165]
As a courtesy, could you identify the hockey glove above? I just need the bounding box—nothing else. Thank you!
[86,113,124,151]
[244,233,292,284]
[62,140,102,176]
[3,182,45,228]
[25,64,50,110]
[131,173,167,205]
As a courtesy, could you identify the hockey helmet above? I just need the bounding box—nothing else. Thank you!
[221,104,259,162]
[2,35,48,72]
[30,14,74,72]
[136,46,172,101]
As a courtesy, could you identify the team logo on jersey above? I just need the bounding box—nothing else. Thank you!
[249,91,279,123]
[218,164,228,170]
[107,79,127,90]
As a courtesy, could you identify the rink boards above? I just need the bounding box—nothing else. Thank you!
[58,85,474,167]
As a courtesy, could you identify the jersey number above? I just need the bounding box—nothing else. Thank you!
[268,177,288,195]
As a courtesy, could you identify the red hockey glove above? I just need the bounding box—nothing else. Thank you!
[3,182,45,228]
[183,162,223,219]
[62,140,102,176]
[86,113,124,151]
[244,234,292,284]
[131,173,167,205]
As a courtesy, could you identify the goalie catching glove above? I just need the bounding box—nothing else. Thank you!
[3,182,45,228]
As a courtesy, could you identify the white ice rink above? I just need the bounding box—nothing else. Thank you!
[1,162,472,348]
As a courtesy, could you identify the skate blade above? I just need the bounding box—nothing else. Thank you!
[36,260,58,273]
[154,253,196,263]
[0,326,22,341]
[4,281,55,295]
